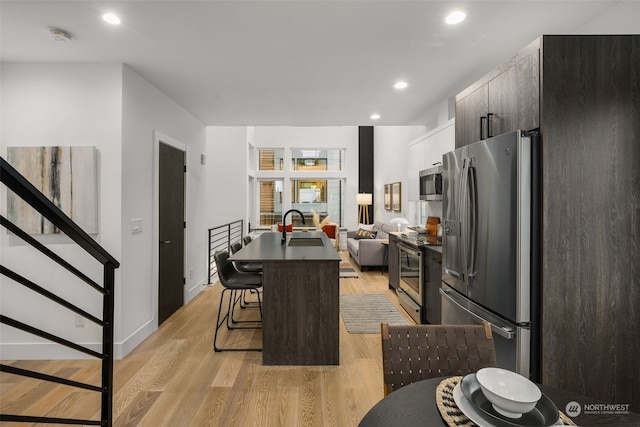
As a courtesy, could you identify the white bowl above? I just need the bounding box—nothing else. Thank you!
[476,368,542,419]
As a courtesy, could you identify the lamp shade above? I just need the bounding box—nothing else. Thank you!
[389,217,410,231]
[356,193,372,205]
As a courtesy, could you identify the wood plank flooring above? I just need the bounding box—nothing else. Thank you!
[1,254,411,426]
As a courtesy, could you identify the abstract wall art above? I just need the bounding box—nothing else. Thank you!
[7,146,98,235]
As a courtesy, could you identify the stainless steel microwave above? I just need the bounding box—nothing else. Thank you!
[419,165,443,201]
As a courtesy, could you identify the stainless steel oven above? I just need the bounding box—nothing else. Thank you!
[397,242,423,324]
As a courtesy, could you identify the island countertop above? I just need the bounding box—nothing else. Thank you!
[226,230,341,366]
[229,231,341,262]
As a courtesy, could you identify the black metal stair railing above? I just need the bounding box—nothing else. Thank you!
[0,156,120,426]
[208,220,243,284]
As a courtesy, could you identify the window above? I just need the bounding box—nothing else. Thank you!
[258,149,284,171]
[258,179,283,226]
[291,149,344,171]
[253,148,346,228]
[291,178,344,226]
[292,180,325,203]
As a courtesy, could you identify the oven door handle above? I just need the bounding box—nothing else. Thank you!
[440,287,515,339]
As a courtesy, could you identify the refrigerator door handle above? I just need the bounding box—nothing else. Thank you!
[440,287,516,339]
[460,159,469,284]
[467,164,478,280]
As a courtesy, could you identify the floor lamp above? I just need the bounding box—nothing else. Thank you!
[357,193,372,224]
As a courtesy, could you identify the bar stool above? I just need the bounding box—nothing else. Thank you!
[229,241,263,309]
[213,250,263,352]
[230,241,262,273]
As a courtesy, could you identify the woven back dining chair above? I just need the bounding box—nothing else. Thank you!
[380,322,497,395]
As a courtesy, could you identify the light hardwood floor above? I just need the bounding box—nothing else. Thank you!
[1,253,411,427]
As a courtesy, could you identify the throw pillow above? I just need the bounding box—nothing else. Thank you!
[277,223,293,232]
[354,228,377,240]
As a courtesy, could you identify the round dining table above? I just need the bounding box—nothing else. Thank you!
[358,376,640,427]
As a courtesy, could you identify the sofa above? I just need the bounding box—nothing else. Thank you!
[346,221,396,270]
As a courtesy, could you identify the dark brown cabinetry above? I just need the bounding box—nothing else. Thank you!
[455,40,540,148]
[454,35,640,412]
[488,50,539,138]
[540,35,640,413]
[455,85,488,148]
[423,247,442,324]
[388,234,399,290]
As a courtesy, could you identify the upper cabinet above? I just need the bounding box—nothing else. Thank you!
[455,40,540,148]
[455,85,488,148]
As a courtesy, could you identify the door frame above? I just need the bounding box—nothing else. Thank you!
[152,130,187,331]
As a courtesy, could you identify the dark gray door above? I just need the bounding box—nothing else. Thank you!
[159,142,185,325]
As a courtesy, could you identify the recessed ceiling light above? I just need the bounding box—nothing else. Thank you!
[394,81,408,90]
[102,13,121,25]
[370,113,381,120]
[445,10,466,25]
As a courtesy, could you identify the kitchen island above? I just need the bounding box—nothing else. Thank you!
[228,231,341,365]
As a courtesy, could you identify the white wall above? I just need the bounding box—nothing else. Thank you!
[408,119,455,223]
[373,126,428,225]
[205,127,248,229]
[373,96,455,227]
[0,63,207,360]
[0,63,123,359]
[120,66,207,356]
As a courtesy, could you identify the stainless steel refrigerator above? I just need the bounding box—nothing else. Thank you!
[440,130,540,380]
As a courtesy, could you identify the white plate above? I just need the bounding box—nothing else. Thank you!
[452,384,564,426]
[453,383,491,427]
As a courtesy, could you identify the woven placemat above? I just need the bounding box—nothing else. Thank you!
[436,376,475,427]
[435,376,576,427]
[558,412,576,426]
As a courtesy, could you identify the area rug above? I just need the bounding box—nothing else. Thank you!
[339,294,408,333]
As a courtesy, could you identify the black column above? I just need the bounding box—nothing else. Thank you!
[358,126,374,223]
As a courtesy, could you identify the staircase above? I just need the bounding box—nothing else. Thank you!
[0,157,120,426]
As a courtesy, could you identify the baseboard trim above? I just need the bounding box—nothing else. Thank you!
[187,277,206,303]
[116,318,154,359]
[0,318,155,360]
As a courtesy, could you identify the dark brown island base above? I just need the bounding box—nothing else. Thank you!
[229,231,341,365]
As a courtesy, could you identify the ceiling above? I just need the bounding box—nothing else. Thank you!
[1,1,637,126]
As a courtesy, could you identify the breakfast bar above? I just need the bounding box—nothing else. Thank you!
[229,231,341,365]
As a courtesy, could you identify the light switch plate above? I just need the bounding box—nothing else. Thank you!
[131,218,143,234]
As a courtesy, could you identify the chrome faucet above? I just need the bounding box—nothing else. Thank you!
[281,209,306,243]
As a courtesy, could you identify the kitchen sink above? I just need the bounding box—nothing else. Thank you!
[287,237,324,247]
